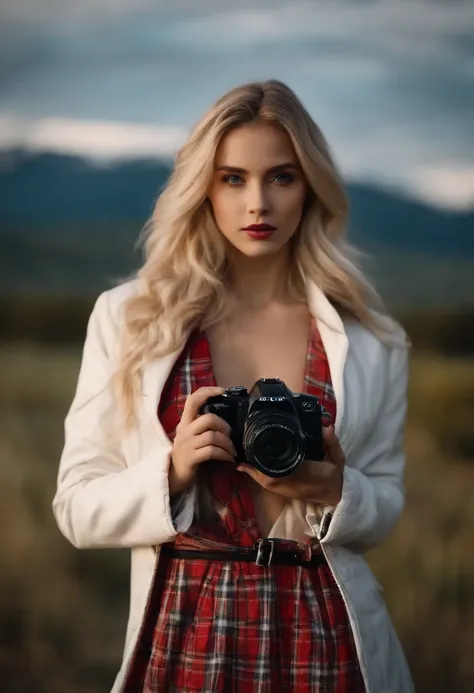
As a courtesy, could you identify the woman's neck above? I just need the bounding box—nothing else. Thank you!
[225,247,295,312]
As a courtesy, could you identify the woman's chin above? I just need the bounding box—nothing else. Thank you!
[227,237,287,259]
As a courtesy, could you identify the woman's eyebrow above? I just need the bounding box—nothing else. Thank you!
[215,163,300,174]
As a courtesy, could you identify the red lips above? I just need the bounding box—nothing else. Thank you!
[243,224,276,231]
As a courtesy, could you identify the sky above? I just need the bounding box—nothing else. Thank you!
[0,0,473,210]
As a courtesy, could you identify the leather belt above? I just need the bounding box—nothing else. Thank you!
[160,539,325,568]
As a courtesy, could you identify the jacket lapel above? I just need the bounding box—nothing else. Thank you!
[141,336,191,424]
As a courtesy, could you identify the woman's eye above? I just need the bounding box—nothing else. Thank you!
[272,173,294,185]
[221,172,294,185]
[222,174,243,185]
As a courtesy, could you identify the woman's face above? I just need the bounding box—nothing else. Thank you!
[207,121,308,260]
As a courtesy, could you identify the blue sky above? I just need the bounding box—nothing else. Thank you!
[0,0,473,209]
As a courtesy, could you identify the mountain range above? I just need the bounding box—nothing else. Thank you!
[0,150,473,308]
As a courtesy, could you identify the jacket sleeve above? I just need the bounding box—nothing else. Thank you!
[52,290,180,549]
[316,340,409,553]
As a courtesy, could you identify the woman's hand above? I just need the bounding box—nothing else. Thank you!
[169,386,237,496]
[236,424,345,507]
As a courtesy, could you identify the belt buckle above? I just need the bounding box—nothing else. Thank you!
[255,539,275,566]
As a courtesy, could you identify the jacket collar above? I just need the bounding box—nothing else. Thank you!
[305,276,345,335]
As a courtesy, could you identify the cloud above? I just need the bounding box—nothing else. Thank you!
[1,0,473,51]
[0,0,271,25]
[0,115,186,160]
[0,0,154,24]
[337,128,474,210]
[407,165,474,210]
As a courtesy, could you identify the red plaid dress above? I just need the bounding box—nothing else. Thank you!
[124,316,365,692]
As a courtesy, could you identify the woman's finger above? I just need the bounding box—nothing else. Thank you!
[237,464,262,480]
[188,412,232,438]
[322,425,345,467]
[179,386,225,428]
[237,464,274,488]
[194,429,237,458]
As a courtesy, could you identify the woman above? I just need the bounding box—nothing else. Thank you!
[53,80,414,692]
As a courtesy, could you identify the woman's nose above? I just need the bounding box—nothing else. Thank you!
[247,182,270,216]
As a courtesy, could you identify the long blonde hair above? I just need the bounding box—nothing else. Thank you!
[115,79,397,429]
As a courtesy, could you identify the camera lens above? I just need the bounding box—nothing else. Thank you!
[243,411,305,477]
[254,426,298,461]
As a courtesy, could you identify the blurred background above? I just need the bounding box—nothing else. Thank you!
[0,1,473,691]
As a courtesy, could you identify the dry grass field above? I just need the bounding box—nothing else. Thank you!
[0,335,473,692]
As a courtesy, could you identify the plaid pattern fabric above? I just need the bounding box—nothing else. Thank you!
[123,316,365,692]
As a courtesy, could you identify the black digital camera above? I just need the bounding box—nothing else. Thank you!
[198,377,330,478]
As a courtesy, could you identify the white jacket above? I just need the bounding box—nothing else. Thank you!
[53,277,415,693]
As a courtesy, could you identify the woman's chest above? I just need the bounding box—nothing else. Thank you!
[205,306,312,394]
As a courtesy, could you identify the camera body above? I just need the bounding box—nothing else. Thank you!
[198,377,328,478]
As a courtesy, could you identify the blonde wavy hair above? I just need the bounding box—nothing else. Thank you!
[115,79,397,430]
